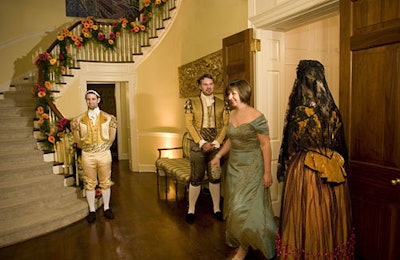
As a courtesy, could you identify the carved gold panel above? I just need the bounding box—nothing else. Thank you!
[178,50,224,98]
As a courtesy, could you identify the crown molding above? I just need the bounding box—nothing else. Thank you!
[249,0,339,32]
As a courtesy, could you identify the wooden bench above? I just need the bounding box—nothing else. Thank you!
[155,132,192,200]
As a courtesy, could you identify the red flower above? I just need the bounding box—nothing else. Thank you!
[97,33,105,41]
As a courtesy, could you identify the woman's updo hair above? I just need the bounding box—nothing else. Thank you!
[225,79,252,105]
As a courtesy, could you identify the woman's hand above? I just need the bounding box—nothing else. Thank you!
[263,172,273,188]
[210,156,220,167]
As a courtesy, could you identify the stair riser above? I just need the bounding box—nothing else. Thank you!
[0,202,88,248]
[0,108,34,117]
[0,188,79,221]
[0,142,37,153]
[0,177,64,201]
[0,152,44,163]
[0,131,33,140]
[0,119,33,127]
[0,166,53,182]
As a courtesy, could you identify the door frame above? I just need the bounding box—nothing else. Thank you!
[79,62,139,171]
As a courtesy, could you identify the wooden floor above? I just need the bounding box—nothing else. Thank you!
[0,160,268,260]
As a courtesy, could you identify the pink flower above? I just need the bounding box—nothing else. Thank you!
[97,33,105,41]
[60,117,68,125]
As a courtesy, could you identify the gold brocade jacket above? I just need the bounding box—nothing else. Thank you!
[71,111,117,152]
[184,96,229,144]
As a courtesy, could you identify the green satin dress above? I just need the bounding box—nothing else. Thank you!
[224,115,277,259]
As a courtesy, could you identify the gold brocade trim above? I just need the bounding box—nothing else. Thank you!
[304,150,346,183]
[82,143,110,153]
[178,50,224,98]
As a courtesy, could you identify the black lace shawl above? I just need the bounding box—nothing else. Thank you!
[277,60,348,182]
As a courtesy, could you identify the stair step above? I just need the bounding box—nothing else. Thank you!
[0,163,54,182]
[0,150,44,164]
[0,174,64,201]
[0,139,37,153]
[0,117,33,127]
[0,186,79,221]
[0,127,33,140]
[0,106,34,117]
[0,99,16,107]
[0,197,87,248]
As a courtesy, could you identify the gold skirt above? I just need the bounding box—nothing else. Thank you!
[277,152,355,259]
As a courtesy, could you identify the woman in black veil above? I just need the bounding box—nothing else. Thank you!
[276,60,355,259]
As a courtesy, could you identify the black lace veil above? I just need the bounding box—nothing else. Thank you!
[277,60,348,182]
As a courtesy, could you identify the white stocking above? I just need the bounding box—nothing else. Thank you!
[209,182,221,213]
[86,190,96,212]
[188,184,201,214]
[102,188,111,210]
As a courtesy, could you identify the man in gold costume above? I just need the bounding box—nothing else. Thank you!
[71,90,118,223]
[184,74,230,224]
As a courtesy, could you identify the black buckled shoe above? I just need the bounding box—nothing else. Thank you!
[185,213,195,224]
[104,209,114,219]
[214,211,223,221]
[86,211,96,223]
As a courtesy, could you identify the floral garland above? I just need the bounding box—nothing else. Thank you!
[33,0,169,151]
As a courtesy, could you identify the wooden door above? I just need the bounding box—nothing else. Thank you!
[340,1,400,259]
[222,28,255,106]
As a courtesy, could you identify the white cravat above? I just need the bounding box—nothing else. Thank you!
[88,107,100,124]
[201,92,215,107]
[201,93,215,128]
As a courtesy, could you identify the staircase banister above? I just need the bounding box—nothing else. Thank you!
[45,4,149,55]
[46,20,82,53]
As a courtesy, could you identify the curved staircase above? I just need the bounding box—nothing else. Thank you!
[0,0,179,248]
[0,84,87,248]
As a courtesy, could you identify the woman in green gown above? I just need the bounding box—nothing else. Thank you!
[211,79,277,260]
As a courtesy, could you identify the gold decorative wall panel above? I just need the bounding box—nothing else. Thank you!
[178,50,223,98]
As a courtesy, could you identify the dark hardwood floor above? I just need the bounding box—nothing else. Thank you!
[0,160,268,260]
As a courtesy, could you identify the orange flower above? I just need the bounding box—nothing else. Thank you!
[118,18,128,24]
[38,91,46,98]
[140,25,146,31]
[61,29,70,37]
[116,32,121,38]
[44,81,52,90]
[48,135,56,144]
[37,106,44,114]
[38,117,44,124]
[143,0,151,7]
[42,113,49,119]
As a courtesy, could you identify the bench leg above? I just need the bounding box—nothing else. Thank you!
[175,179,179,201]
